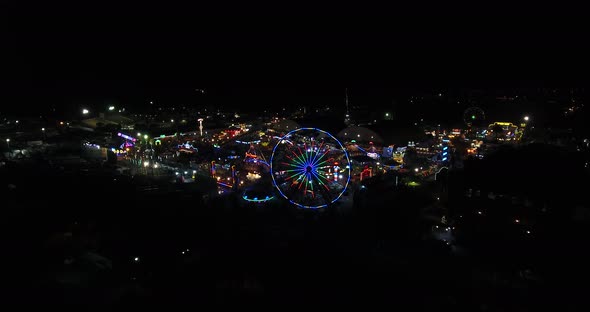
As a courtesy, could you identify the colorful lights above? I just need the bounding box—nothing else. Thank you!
[270,128,351,209]
[117,132,137,142]
[242,194,274,203]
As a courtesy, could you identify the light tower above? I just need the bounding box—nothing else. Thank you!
[198,118,204,136]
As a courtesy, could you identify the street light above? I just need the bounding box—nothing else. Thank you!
[5,138,9,149]
[137,132,141,137]
[524,116,530,122]
[108,106,115,111]
[82,109,89,115]
[143,134,148,140]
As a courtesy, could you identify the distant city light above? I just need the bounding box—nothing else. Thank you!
[82,109,89,115]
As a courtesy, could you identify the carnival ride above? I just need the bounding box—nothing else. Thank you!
[270,128,351,209]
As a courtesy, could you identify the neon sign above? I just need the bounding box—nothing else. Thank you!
[117,132,137,142]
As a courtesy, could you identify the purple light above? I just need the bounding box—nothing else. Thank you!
[118,132,137,142]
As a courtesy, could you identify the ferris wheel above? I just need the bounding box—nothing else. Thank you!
[270,128,351,209]
[463,106,486,126]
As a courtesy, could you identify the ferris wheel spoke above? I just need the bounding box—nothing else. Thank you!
[308,142,325,168]
[283,168,304,173]
[313,156,333,169]
[289,148,307,167]
[285,170,304,181]
[312,149,331,168]
[311,170,330,189]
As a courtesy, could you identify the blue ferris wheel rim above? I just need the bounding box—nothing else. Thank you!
[269,127,352,209]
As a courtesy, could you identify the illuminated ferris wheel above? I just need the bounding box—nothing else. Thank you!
[270,128,351,209]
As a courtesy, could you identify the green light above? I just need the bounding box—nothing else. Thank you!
[471,115,476,119]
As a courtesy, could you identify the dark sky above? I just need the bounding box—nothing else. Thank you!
[3,5,590,115]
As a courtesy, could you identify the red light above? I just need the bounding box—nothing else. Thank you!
[334,162,339,165]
